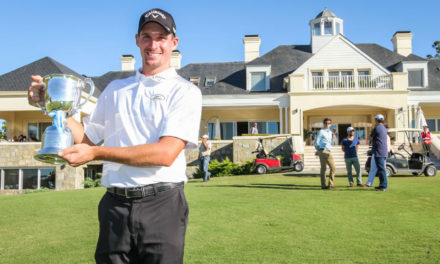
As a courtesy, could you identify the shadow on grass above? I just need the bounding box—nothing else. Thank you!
[282,172,432,178]
[197,183,372,191]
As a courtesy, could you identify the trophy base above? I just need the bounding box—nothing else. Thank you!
[34,148,68,165]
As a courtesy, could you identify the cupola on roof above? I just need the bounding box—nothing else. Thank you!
[314,8,337,19]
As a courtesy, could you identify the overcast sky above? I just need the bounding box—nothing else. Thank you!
[0,0,438,77]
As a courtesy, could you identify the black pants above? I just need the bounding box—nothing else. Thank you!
[95,186,189,264]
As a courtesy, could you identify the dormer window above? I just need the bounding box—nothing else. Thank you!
[399,61,428,88]
[251,72,266,91]
[408,69,424,87]
[205,77,216,87]
[190,77,200,86]
[245,65,271,92]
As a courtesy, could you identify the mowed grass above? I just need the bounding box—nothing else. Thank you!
[0,174,439,263]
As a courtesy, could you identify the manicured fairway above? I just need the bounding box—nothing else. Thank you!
[0,174,439,263]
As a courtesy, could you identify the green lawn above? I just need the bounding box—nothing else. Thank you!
[0,174,439,263]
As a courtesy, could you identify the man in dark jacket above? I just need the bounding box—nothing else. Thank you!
[370,114,388,191]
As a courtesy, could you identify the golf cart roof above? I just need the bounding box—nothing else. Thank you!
[388,128,423,133]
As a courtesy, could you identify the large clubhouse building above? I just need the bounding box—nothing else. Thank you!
[0,8,439,191]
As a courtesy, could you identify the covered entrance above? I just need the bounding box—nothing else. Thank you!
[303,105,396,146]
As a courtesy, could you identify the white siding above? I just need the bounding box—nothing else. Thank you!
[295,36,389,90]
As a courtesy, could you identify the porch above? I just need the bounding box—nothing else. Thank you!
[311,74,392,90]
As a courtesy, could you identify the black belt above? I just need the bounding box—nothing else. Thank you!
[107,182,184,199]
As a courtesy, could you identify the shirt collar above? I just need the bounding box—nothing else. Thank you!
[136,67,178,83]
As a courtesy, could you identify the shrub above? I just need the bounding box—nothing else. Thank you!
[83,177,95,188]
[94,178,102,187]
[192,158,255,178]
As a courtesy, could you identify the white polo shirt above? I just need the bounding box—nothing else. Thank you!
[85,68,202,187]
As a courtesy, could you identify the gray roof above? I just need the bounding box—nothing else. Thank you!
[315,8,337,19]
[91,71,136,95]
[177,62,247,94]
[178,45,313,95]
[426,58,440,91]
[2,42,438,97]
[178,42,440,94]
[0,56,102,97]
[0,57,79,90]
[356,43,426,71]
[355,43,438,91]
[247,45,313,92]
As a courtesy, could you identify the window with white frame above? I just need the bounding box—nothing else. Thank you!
[401,61,428,88]
[205,77,216,87]
[0,168,55,190]
[408,69,424,87]
[189,77,200,86]
[208,123,216,140]
[248,121,279,134]
[312,71,324,89]
[220,122,236,140]
[424,119,440,132]
[246,65,271,92]
[358,70,370,76]
[328,70,353,88]
[28,122,51,141]
[4,169,19,189]
[251,72,266,91]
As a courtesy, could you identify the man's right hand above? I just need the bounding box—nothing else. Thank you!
[28,75,45,107]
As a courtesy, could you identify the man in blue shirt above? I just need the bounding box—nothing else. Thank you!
[341,127,367,187]
[314,118,337,189]
[370,114,388,191]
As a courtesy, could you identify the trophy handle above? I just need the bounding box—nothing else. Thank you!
[36,82,47,114]
[77,78,95,108]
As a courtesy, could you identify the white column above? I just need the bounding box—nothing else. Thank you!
[408,105,413,128]
[37,169,41,189]
[19,169,23,190]
[279,107,283,135]
[284,107,288,134]
[1,169,4,190]
[215,118,221,139]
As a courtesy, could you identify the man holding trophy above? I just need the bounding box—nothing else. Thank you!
[28,8,202,264]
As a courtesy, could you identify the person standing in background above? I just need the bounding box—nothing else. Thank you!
[341,127,367,187]
[315,118,337,189]
[199,134,212,182]
[421,125,432,157]
[250,122,259,134]
[370,114,388,191]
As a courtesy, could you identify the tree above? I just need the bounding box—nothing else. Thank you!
[427,40,440,58]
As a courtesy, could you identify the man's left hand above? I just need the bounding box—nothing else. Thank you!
[58,144,96,167]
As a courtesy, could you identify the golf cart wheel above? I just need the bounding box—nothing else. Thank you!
[294,162,304,172]
[256,165,267,174]
[412,172,419,176]
[385,166,393,177]
[424,165,437,177]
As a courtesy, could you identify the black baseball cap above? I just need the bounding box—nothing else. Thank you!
[138,8,176,35]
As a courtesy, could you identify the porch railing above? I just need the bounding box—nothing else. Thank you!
[311,75,392,90]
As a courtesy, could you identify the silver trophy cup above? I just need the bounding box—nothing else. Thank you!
[34,74,95,164]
